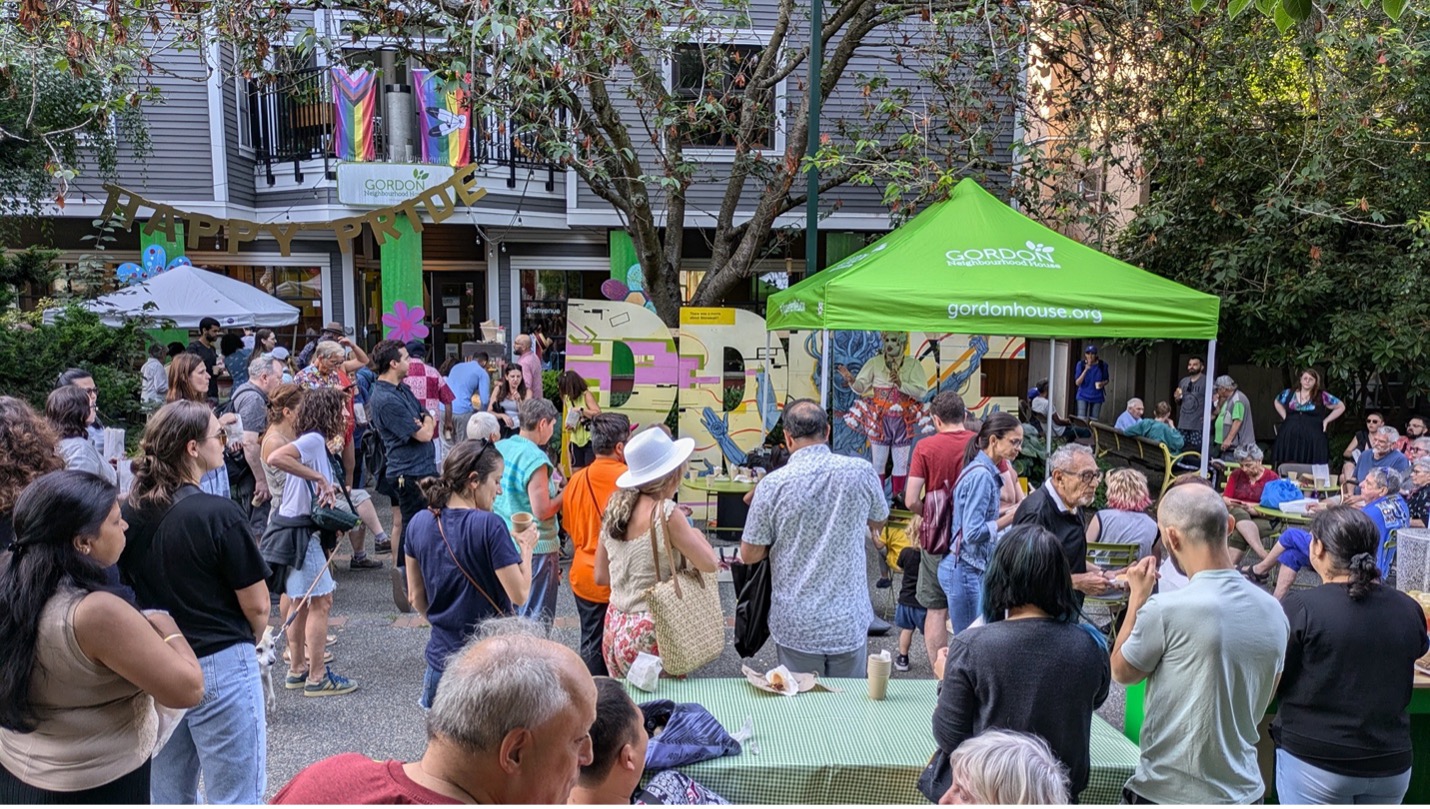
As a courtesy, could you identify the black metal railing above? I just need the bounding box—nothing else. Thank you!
[248,68,559,191]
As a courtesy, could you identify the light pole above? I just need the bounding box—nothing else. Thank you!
[804,0,822,277]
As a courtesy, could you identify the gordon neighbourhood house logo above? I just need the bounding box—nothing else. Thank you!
[778,300,807,316]
[946,241,1060,269]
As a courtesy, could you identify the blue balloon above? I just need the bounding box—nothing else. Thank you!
[116,263,144,284]
[142,245,167,274]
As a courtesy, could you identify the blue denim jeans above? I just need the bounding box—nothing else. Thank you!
[151,642,266,804]
[419,664,443,711]
[938,555,983,634]
[518,551,560,629]
[1075,399,1104,421]
[1276,749,1411,804]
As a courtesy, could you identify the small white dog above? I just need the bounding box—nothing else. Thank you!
[255,626,277,711]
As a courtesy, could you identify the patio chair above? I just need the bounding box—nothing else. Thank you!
[1084,541,1141,645]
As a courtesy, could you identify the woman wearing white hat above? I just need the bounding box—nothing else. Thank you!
[594,427,720,678]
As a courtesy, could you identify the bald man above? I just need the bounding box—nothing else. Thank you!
[1111,484,1287,805]
[514,334,542,400]
[274,618,597,804]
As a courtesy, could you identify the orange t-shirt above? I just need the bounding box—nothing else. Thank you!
[565,456,625,603]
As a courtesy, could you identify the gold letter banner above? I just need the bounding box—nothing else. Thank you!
[99,168,488,257]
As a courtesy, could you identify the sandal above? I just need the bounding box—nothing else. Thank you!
[1238,563,1268,585]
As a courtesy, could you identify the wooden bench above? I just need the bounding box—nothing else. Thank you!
[1081,419,1202,496]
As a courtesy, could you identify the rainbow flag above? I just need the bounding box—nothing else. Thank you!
[412,68,472,167]
[331,66,378,162]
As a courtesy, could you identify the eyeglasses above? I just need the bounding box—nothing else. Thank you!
[209,430,227,448]
[1060,469,1102,483]
[79,387,98,398]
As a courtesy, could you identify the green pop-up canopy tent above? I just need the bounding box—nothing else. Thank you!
[767,178,1224,472]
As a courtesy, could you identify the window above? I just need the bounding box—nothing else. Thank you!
[212,265,325,341]
[519,269,608,371]
[671,44,773,149]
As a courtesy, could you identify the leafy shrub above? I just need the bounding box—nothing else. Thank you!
[0,305,149,432]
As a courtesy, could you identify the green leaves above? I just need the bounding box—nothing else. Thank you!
[1383,0,1408,18]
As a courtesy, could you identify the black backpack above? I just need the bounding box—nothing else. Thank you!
[360,427,387,486]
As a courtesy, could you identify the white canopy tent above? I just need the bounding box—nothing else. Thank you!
[46,265,301,328]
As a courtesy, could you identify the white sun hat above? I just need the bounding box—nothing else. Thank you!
[616,427,695,489]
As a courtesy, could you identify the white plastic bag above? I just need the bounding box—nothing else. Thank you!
[629,652,663,692]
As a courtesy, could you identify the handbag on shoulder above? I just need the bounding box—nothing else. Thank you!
[643,502,724,676]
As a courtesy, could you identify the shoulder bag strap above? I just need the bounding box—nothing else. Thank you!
[647,500,685,598]
[435,510,507,616]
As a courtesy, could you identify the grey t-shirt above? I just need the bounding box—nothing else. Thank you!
[229,382,269,436]
[1177,374,1206,430]
[1121,568,1288,804]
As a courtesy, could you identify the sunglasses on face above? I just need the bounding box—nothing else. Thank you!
[209,430,227,448]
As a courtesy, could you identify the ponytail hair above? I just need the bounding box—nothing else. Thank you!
[129,400,212,509]
[602,466,685,541]
[0,470,116,731]
[1308,505,1382,600]
[963,411,1022,468]
[419,438,503,510]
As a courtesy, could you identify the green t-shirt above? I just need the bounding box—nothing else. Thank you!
[1215,398,1246,443]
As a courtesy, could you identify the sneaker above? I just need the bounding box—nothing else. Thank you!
[303,667,358,697]
[350,554,384,570]
[374,538,392,554]
[895,654,911,672]
[392,566,412,613]
[284,670,308,690]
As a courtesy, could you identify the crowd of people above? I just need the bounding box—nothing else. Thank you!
[2,331,1429,806]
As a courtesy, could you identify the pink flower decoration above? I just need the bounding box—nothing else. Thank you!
[382,300,430,341]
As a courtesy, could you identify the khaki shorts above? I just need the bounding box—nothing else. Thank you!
[916,549,948,610]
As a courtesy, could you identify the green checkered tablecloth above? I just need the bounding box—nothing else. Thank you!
[625,678,1139,805]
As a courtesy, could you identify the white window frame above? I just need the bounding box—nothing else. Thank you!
[662,29,787,163]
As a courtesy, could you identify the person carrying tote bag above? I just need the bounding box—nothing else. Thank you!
[596,428,722,679]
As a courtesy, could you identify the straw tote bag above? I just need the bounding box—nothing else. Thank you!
[643,501,724,676]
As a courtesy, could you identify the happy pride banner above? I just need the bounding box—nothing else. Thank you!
[99,168,488,255]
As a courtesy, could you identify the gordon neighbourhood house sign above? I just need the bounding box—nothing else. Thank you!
[337,163,458,207]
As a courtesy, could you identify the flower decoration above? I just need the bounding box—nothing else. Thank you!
[382,300,430,341]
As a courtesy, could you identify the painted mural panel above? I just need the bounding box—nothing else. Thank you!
[564,299,679,434]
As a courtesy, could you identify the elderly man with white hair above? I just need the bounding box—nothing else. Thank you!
[1113,483,1288,804]
[1407,456,1430,526]
[1211,375,1257,459]
[1348,425,1411,495]
[1010,444,1113,599]
[1115,398,1145,431]
[273,617,597,804]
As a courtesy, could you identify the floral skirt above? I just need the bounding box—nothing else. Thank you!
[844,386,929,447]
[603,606,658,679]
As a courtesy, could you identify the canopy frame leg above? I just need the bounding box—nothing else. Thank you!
[1200,339,1217,477]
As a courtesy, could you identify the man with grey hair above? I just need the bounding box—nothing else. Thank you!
[1115,398,1145,431]
[742,399,889,677]
[273,617,597,804]
[1211,375,1256,459]
[495,397,564,628]
[228,352,285,538]
[1113,483,1287,804]
[468,411,503,443]
[1011,444,1112,599]
[1349,425,1411,495]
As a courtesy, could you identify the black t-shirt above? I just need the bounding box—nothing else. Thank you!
[1273,584,1428,777]
[188,339,220,399]
[897,546,922,608]
[119,486,271,657]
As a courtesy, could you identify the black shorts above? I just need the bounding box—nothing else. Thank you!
[387,474,430,562]
[917,550,948,610]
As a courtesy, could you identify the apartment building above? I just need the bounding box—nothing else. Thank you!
[16,6,1016,363]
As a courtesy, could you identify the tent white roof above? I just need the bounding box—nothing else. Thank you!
[51,265,301,328]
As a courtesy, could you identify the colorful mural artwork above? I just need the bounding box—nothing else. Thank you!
[676,307,787,478]
[565,299,1028,508]
[565,298,679,436]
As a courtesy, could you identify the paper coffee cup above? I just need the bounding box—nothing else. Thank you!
[511,512,534,533]
[867,652,892,700]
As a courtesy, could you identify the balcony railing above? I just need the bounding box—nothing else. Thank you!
[247,67,558,191]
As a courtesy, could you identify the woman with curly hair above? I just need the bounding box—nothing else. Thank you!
[264,387,358,696]
[48,384,116,486]
[0,397,63,549]
[1087,467,1157,561]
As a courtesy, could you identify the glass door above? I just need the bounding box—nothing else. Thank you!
[428,272,485,363]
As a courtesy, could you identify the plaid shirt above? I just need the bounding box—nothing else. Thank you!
[403,360,456,412]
